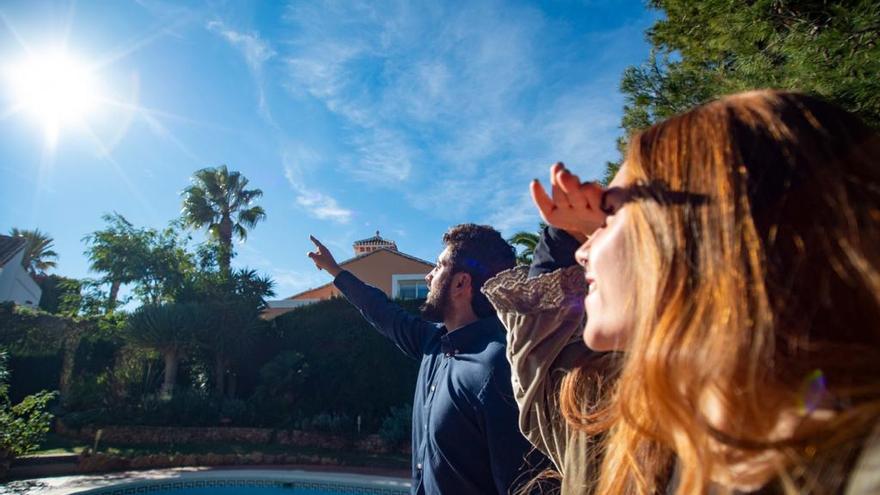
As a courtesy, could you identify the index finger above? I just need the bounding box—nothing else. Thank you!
[309,235,325,249]
[530,179,555,222]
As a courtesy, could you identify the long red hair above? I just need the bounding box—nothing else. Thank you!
[562,91,880,494]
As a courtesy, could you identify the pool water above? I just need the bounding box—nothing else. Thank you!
[71,471,410,495]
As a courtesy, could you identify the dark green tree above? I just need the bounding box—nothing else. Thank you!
[180,267,274,398]
[131,221,195,306]
[608,1,880,178]
[83,213,151,311]
[181,165,266,277]
[84,214,194,311]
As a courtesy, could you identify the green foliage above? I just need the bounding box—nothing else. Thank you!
[219,398,250,424]
[127,303,203,398]
[0,302,73,356]
[297,412,355,435]
[7,355,61,404]
[607,0,880,178]
[273,297,421,430]
[8,228,58,276]
[0,349,56,466]
[36,275,81,315]
[507,224,544,266]
[378,404,412,447]
[181,165,266,275]
[83,213,194,311]
[179,267,275,398]
[254,351,309,405]
[126,303,200,354]
[140,389,219,426]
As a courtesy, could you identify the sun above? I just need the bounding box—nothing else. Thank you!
[4,49,102,146]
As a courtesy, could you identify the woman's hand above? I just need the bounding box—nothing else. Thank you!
[530,162,605,242]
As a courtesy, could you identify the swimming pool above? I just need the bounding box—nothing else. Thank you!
[71,469,411,495]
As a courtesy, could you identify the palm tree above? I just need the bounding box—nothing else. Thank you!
[181,165,266,276]
[507,232,540,267]
[9,228,58,276]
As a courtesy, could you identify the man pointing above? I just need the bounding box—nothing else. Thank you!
[308,225,548,494]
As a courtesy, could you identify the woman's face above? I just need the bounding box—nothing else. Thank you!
[576,165,637,351]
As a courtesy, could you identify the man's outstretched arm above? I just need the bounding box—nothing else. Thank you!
[308,236,438,359]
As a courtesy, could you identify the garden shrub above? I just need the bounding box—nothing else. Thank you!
[273,297,420,429]
[141,389,219,426]
[219,398,250,425]
[64,372,112,411]
[7,355,61,403]
[378,404,412,448]
[0,349,55,478]
[297,412,356,435]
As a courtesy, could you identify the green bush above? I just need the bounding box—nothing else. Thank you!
[219,398,249,425]
[378,404,412,448]
[64,373,112,410]
[298,412,355,435]
[8,355,61,403]
[140,389,219,426]
[0,349,55,478]
[273,297,420,429]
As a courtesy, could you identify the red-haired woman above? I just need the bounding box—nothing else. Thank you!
[484,91,880,494]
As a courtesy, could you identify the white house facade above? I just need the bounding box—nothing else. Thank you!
[0,235,42,308]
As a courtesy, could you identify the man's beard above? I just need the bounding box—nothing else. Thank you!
[420,274,452,323]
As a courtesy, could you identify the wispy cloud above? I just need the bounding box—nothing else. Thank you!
[206,20,275,71]
[206,19,277,123]
[294,188,353,223]
[283,150,353,224]
[276,0,651,233]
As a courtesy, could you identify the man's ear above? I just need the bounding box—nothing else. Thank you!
[452,272,471,296]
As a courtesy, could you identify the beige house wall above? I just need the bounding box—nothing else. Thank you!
[290,249,433,301]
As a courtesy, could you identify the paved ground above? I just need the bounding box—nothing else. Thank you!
[0,466,411,495]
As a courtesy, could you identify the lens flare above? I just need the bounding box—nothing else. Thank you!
[798,369,827,415]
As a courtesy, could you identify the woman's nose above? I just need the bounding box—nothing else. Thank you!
[575,241,590,269]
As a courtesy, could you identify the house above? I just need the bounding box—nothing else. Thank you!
[0,235,42,308]
[263,231,434,319]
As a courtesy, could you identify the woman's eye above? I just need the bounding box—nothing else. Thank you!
[600,187,624,216]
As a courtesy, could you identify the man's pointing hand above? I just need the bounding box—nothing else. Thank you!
[308,235,343,277]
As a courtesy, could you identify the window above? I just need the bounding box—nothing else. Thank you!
[396,279,428,300]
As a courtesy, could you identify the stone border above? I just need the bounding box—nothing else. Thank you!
[76,451,348,473]
[56,421,409,455]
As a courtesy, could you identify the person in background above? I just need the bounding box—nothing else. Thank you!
[484,91,880,494]
[308,224,551,495]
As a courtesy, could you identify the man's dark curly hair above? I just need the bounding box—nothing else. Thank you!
[442,224,516,318]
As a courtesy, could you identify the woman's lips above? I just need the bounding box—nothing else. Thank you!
[585,274,596,294]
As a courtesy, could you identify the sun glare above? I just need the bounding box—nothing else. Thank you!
[4,50,101,146]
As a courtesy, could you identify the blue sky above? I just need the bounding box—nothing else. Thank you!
[0,0,656,299]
